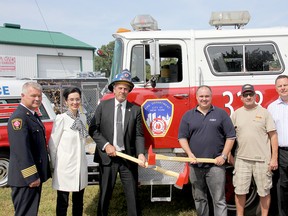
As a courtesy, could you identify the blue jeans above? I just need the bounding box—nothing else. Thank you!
[189,165,227,216]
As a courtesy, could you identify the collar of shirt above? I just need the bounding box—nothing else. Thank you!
[20,103,36,115]
[115,99,127,109]
[114,99,126,125]
[276,97,288,105]
[194,105,214,114]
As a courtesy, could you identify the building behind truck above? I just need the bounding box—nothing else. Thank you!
[98,11,287,215]
[0,23,95,79]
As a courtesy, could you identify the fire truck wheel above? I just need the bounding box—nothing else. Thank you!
[0,152,9,187]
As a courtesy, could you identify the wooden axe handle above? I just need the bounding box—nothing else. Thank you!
[153,166,179,178]
[116,151,147,166]
[156,154,216,164]
[116,151,180,178]
[195,158,217,163]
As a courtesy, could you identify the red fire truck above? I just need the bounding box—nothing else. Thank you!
[99,12,288,215]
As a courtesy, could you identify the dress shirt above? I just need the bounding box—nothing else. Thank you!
[268,97,288,147]
[113,99,126,151]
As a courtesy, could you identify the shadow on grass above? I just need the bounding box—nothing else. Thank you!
[85,179,196,216]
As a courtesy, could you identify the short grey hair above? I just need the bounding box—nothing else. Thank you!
[22,82,42,94]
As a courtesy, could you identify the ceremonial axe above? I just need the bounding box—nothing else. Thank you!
[116,151,189,189]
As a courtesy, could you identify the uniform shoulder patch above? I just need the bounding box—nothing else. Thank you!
[11,118,23,130]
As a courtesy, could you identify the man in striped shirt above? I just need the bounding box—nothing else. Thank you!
[268,75,288,216]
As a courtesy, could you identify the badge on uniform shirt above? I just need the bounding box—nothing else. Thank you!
[11,118,22,130]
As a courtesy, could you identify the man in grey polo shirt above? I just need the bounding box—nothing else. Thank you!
[178,85,236,216]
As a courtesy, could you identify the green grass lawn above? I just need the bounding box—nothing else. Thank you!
[0,179,196,216]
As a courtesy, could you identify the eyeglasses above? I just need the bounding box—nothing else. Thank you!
[67,98,81,102]
[242,92,255,98]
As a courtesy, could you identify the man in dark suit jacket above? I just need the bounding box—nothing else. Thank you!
[89,69,146,216]
[8,81,51,216]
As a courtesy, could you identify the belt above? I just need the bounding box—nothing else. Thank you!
[279,147,288,151]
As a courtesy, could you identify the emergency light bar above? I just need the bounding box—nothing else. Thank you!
[131,15,159,31]
[209,11,251,29]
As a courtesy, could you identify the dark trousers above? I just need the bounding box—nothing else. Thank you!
[56,189,85,216]
[97,157,139,216]
[11,185,42,216]
[278,149,288,216]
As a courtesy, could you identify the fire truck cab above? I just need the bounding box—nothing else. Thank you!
[0,79,56,187]
[102,12,287,214]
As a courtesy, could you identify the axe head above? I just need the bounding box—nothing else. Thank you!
[147,145,156,166]
[174,173,184,189]
[174,163,190,189]
[183,163,190,184]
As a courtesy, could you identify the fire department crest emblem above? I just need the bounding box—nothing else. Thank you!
[11,118,22,130]
[141,99,174,137]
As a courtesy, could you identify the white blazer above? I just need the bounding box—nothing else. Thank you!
[48,113,88,191]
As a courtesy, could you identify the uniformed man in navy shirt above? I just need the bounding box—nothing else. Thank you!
[178,85,236,216]
[8,82,51,216]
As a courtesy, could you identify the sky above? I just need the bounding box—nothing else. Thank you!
[1,0,288,50]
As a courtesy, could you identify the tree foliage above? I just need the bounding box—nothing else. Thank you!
[160,58,178,67]
[94,41,115,77]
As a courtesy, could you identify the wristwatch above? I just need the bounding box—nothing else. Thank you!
[220,153,227,161]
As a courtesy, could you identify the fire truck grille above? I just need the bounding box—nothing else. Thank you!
[138,153,186,185]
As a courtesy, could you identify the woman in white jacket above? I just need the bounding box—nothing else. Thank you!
[49,87,88,216]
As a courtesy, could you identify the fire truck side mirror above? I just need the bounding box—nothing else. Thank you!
[149,40,160,76]
[97,49,108,58]
[150,76,157,88]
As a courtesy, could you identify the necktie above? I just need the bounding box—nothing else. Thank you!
[116,104,124,147]
[34,112,39,119]
[34,112,42,125]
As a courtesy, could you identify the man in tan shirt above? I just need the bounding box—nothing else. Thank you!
[231,84,278,216]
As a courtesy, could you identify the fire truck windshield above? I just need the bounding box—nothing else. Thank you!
[110,39,123,80]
